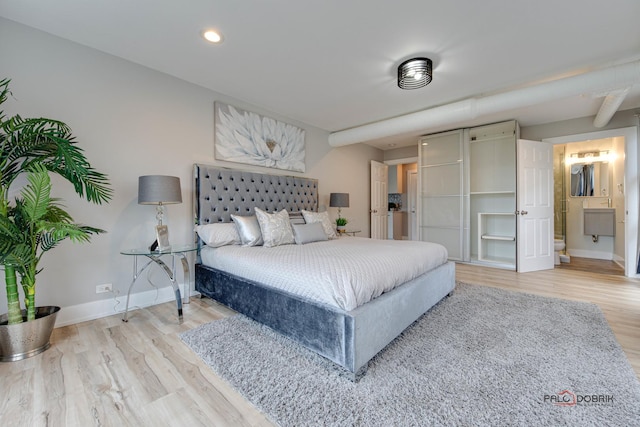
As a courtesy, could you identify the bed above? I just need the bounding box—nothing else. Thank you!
[193,164,456,379]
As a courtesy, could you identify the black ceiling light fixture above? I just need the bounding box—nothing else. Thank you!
[398,57,433,90]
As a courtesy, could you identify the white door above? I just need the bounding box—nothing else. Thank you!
[370,160,388,239]
[517,139,554,272]
[408,170,418,240]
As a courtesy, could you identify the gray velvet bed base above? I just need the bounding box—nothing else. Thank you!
[196,261,455,378]
[192,164,456,379]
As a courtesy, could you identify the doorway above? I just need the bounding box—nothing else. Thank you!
[384,158,418,240]
[544,127,638,278]
[553,138,625,271]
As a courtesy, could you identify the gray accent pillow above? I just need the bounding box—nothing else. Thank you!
[301,209,338,239]
[292,222,328,245]
[255,207,295,248]
[231,214,263,246]
[195,223,240,247]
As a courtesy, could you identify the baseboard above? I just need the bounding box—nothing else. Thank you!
[613,253,625,262]
[567,248,613,260]
[54,283,189,327]
[612,253,626,271]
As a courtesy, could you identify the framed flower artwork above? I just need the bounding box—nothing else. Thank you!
[214,102,306,172]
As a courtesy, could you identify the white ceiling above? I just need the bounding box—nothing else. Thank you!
[2,0,640,150]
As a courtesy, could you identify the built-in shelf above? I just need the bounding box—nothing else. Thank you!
[481,234,515,241]
[477,212,516,267]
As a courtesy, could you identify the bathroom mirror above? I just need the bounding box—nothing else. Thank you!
[570,162,610,197]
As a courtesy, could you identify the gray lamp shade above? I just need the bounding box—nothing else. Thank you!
[138,175,182,205]
[329,193,349,208]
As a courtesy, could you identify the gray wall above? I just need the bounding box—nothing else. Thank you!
[0,18,382,317]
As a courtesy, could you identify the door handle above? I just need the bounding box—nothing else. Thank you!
[521,210,528,215]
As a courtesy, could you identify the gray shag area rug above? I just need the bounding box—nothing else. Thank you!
[180,283,640,426]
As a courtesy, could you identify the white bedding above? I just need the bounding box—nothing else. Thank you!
[200,237,448,311]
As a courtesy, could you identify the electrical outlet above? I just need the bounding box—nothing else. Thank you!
[96,283,112,294]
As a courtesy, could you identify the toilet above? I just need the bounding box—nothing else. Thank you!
[554,239,565,265]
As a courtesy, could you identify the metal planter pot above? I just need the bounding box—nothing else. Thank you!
[0,306,60,362]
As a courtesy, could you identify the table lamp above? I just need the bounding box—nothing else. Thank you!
[329,192,349,219]
[138,175,182,251]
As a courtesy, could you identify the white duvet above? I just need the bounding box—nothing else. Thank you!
[200,237,448,311]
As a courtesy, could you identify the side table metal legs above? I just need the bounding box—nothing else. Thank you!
[178,252,190,304]
[122,254,184,324]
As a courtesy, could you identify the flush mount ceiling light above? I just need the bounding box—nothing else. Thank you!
[203,29,223,44]
[398,57,432,90]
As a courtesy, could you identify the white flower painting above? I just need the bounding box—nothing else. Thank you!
[214,102,306,172]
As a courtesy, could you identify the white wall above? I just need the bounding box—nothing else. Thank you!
[0,19,382,323]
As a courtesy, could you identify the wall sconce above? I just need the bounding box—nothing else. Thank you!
[566,150,614,165]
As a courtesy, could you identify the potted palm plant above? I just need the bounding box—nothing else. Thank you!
[0,78,112,361]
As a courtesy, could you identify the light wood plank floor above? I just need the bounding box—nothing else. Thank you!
[1,263,639,426]
[555,256,625,276]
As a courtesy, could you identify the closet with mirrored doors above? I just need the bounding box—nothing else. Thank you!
[418,120,519,269]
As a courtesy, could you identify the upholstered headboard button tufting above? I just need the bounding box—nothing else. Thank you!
[194,164,318,224]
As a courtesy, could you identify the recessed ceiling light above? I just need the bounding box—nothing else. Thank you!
[203,29,223,44]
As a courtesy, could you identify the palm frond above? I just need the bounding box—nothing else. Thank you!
[20,164,52,223]
[2,243,33,273]
[0,78,11,123]
[38,233,60,253]
[0,114,112,204]
[38,223,104,253]
[41,203,73,224]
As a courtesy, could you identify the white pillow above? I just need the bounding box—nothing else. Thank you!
[231,214,263,246]
[292,222,328,245]
[301,210,337,239]
[195,223,240,247]
[254,207,295,248]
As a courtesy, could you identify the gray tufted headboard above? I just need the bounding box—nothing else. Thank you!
[194,164,318,225]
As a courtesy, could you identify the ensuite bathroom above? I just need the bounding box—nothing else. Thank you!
[553,136,626,274]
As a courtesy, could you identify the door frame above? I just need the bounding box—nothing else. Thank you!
[543,126,639,278]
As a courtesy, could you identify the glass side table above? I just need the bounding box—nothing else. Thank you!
[338,229,361,237]
[120,245,198,324]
